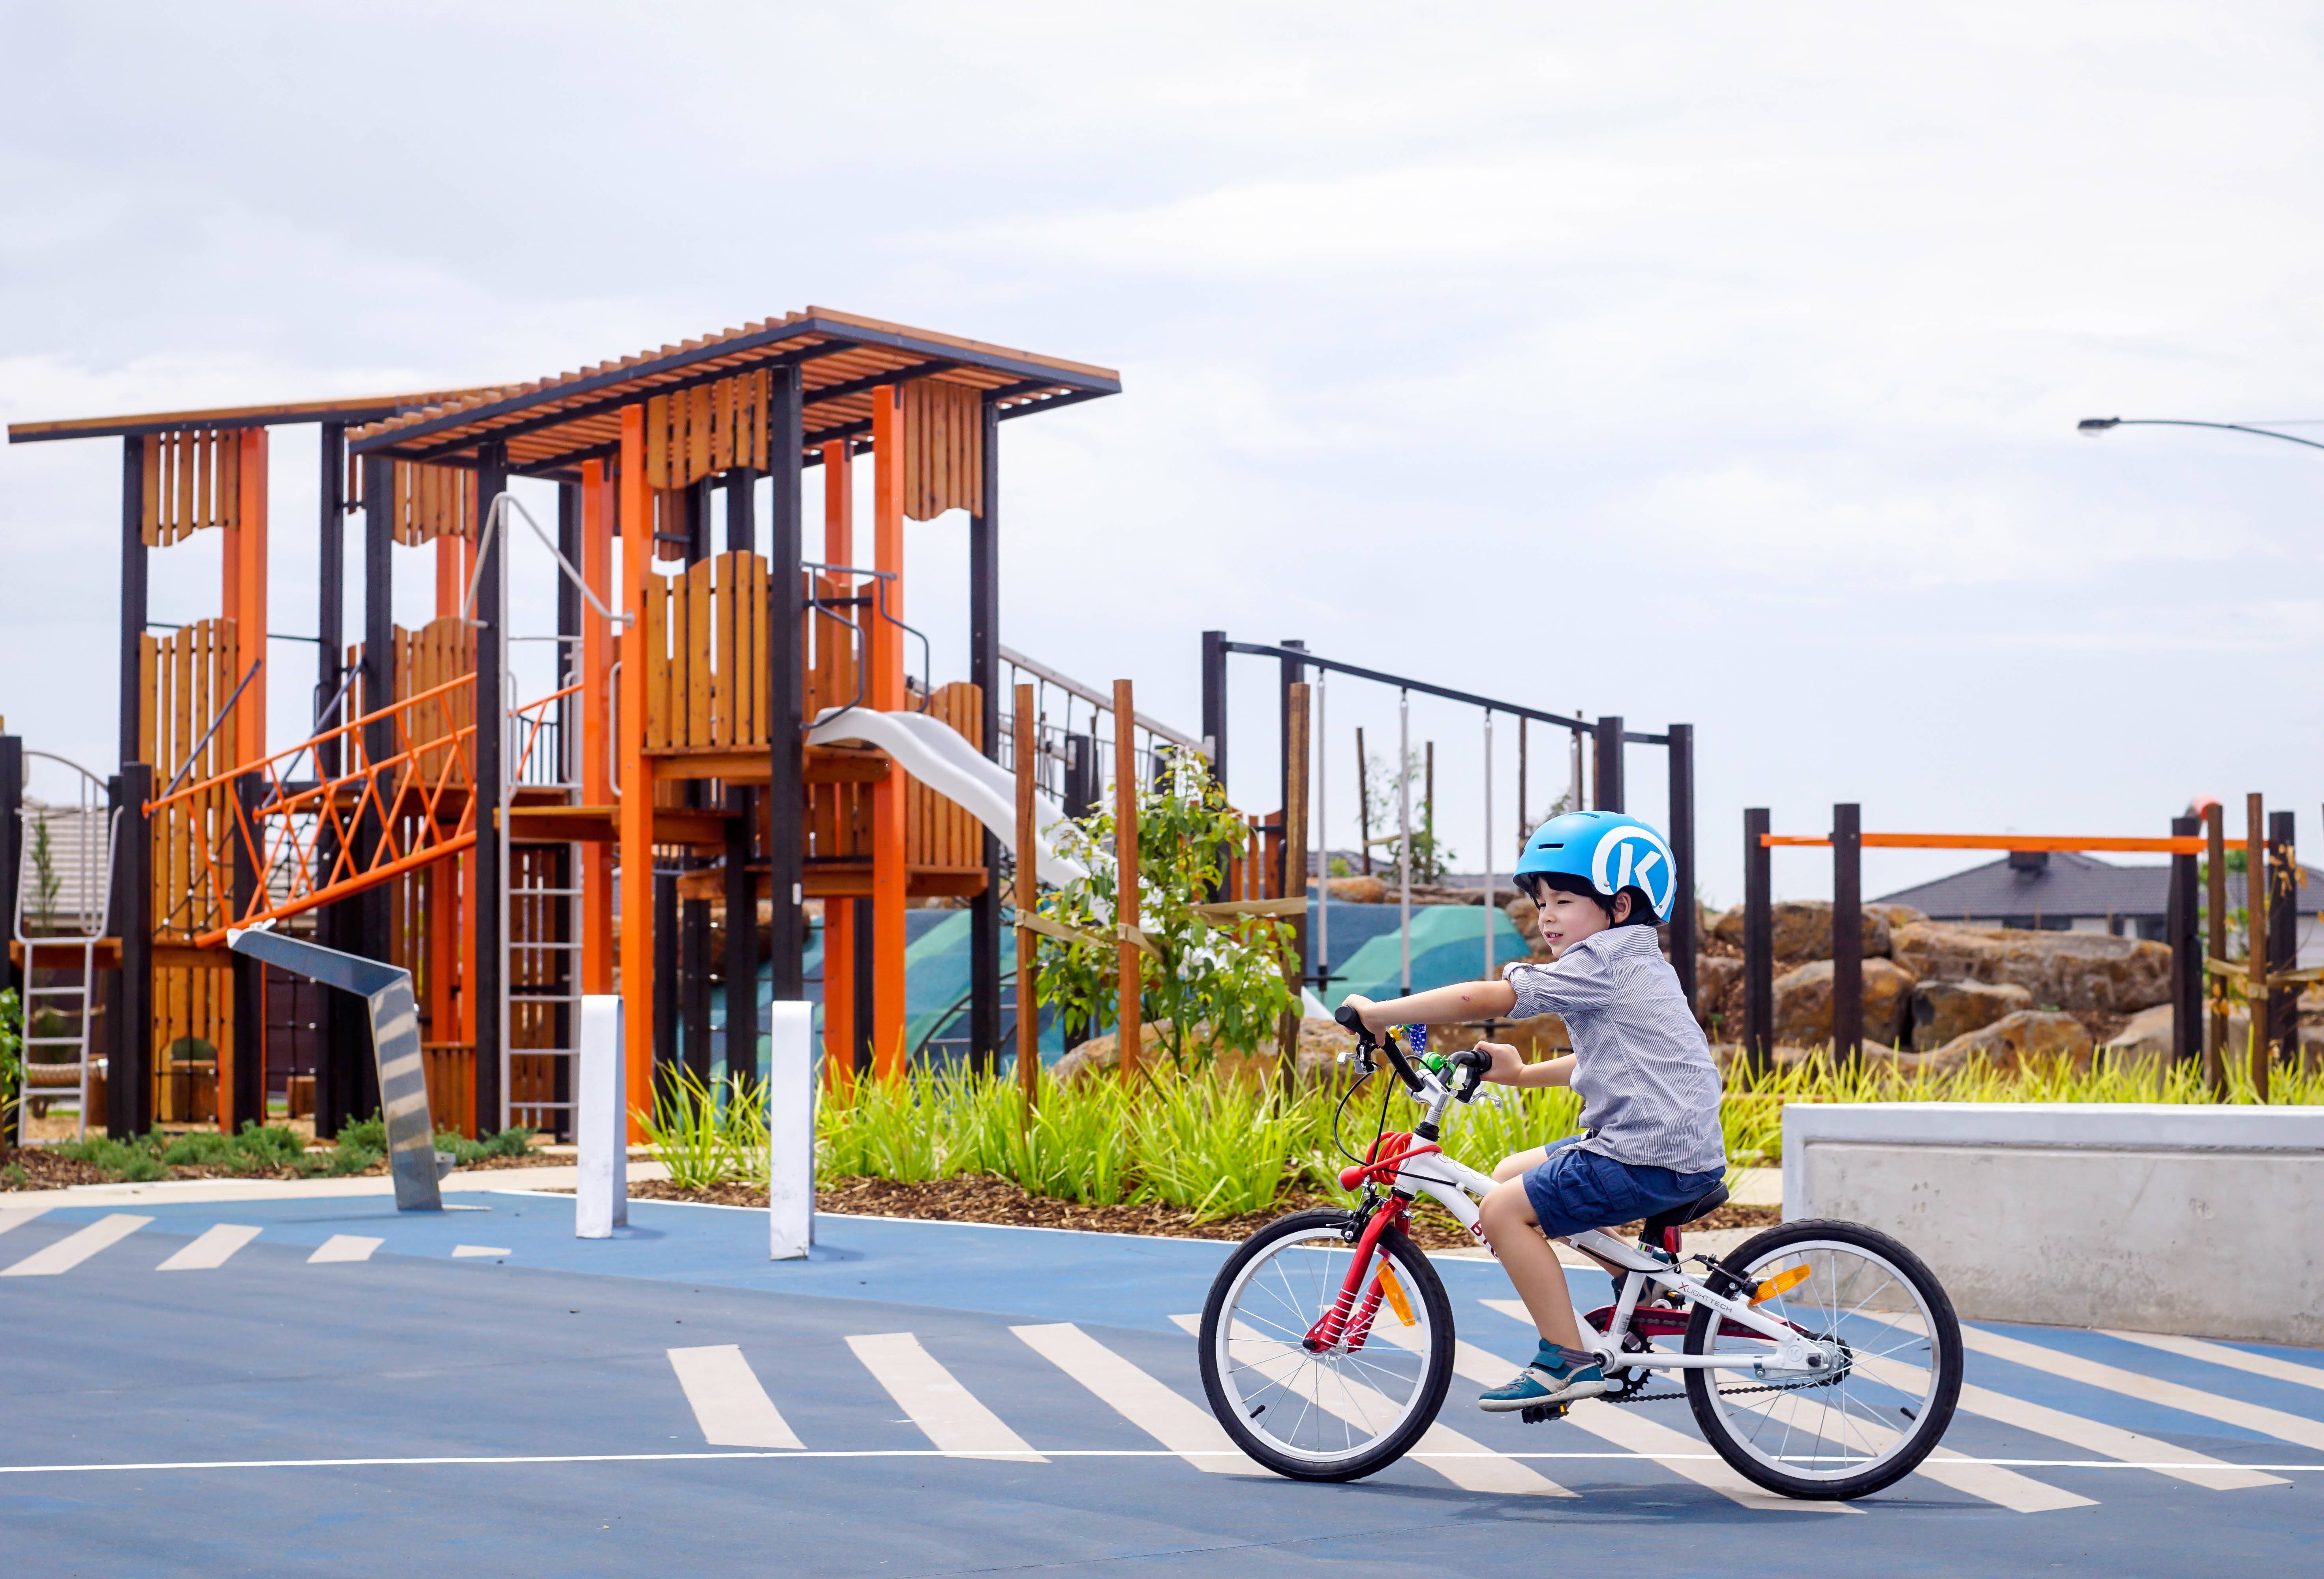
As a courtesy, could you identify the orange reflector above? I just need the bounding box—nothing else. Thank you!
[1751,1264,1811,1306]
[1374,1262,1416,1326]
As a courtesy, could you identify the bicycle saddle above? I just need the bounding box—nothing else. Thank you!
[1639,1181,1729,1241]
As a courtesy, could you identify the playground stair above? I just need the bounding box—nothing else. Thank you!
[12,786,119,1144]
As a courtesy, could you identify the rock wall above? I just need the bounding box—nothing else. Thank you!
[1889,923,2170,1014]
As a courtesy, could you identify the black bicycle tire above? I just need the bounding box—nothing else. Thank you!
[1682,1218,1964,1501]
[1198,1206,1455,1483]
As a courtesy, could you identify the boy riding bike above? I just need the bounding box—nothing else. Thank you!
[1342,810,1725,1414]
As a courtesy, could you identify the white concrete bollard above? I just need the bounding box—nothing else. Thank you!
[768,1000,815,1260]
[575,994,628,1238]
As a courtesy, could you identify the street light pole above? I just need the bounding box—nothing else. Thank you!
[2078,416,2324,454]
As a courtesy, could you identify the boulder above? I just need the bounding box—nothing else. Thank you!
[1771,958,1918,1049]
[1327,875,1388,904]
[1866,903,1929,931]
[1885,1009,2094,1076]
[1711,900,1892,962]
[1694,955,1745,1034]
[1504,892,1546,954]
[2098,1002,2176,1070]
[1910,979,2034,1052]
[1889,923,2171,1014]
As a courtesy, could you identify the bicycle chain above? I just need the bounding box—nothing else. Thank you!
[1601,1367,1852,1406]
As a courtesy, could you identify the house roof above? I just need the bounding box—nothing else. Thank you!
[1875,850,2324,920]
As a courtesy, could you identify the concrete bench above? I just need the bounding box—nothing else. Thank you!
[1781,1103,2324,1345]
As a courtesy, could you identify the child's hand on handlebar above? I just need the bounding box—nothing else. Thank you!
[1475,1040,1526,1085]
[1338,994,1381,1034]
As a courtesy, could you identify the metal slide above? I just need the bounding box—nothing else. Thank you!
[803,706,1089,888]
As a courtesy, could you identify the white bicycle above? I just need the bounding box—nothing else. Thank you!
[1198,1011,1964,1499]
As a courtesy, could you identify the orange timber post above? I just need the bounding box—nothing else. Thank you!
[580,459,615,996]
[868,389,908,1080]
[618,408,657,1138]
[821,439,857,1092]
[217,427,269,1131]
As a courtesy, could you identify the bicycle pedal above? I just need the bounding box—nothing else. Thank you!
[1519,1403,1570,1425]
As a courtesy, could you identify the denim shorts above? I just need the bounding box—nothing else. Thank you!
[1521,1136,1725,1238]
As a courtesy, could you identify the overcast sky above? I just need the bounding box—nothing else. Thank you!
[6,2,2324,910]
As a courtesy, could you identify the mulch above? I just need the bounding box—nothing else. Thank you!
[598,1172,1783,1250]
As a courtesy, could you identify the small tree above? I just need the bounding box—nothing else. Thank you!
[1362,747,1453,884]
[1035,754,1297,1071]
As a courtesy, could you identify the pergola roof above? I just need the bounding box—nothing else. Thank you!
[7,387,497,444]
[345,307,1120,474]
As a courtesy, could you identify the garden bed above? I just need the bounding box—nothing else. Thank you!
[0,1123,560,1190]
[599,1172,1783,1250]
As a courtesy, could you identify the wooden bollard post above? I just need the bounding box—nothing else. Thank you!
[1115,679,1141,1086]
[1013,684,1040,1116]
[2246,793,2268,1100]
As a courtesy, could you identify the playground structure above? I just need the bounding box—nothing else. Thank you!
[3,309,1127,1140]
[1,306,1705,1146]
[1742,797,2305,1097]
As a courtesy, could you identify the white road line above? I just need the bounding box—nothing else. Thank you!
[666,1346,806,1450]
[1723,1388,2094,1513]
[1176,1313,1574,1497]
[845,1332,1044,1462]
[0,1207,49,1237]
[306,1235,382,1264]
[1865,1312,2324,1456]
[1015,1323,1265,1476]
[2,1450,2320,1477]
[450,1245,511,1258]
[2102,1331,2324,1396]
[0,1213,152,1276]
[1466,1305,1850,1511]
[156,1224,261,1271]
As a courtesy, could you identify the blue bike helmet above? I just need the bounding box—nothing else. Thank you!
[1512,811,1677,925]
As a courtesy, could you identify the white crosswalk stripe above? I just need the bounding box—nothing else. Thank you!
[1865,1312,2324,1455]
[667,1346,805,1450]
[1845,1350,2285,1491]
[1721,1388,2095,1512]
[1173,1312,1575,1496]
[1014,1322,1264,1476]
[1459,1307,1851,1511]
[0,1206,49,1237]
[156,1225,261,1271]
[846,1332,1044,1461]
[451,1246,511,1258]
[2101,1330,2324,1396]
[306,1235,382,1264]
[0,1213,152,1276]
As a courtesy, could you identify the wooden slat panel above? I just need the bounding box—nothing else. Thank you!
[687,559,712,748]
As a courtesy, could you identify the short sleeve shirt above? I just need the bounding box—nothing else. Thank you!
[1502,925,1726,1175]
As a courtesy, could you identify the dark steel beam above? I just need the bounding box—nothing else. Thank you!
[119,436,146,769]
[471,441,508,1133]
[1667,724,1696,1011]
[1220,641,1589,732]
[1592,716,1624,813]
[1832,802,1861,1062]
[2168,814,2200,1062]
[766,364,807,1005]
[315,424,346,778]
[969,397,1002,1070]
[1744,807,1773,1073]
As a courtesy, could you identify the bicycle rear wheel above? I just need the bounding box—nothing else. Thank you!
[1683,1219,1963,1500]
[1198,1207,1454,1482]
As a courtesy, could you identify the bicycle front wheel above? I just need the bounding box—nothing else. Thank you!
[1198,1207,1454,1482]
[1684,1219,1963,1500]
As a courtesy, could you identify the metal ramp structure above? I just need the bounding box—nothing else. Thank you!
[12,755,120,1144]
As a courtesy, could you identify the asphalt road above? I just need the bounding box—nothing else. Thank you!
[3,1193,2318,1576]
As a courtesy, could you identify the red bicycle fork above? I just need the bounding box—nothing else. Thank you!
[1303,1203,1404,1354]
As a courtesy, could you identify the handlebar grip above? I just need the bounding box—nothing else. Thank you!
[1333,1004,1367,1035]
[1451,1048,1492,1073]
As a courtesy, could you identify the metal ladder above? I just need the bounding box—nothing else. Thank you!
[503,845,582,1138]
[13,758,120,1145]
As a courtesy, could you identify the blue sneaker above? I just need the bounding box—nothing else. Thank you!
[1477,1353,1607,1412]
